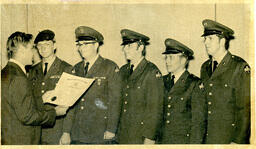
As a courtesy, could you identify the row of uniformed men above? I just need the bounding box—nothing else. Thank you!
[1,19,250,145]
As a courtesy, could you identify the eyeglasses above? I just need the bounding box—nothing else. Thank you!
[76,42,96,47]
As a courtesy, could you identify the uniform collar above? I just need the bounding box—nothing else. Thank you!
[84,54,99,71]
[172,68,186,84]
[42,55,56,71]
[131,56,144,70]
[212,50,228,64]
[9,59,27,75]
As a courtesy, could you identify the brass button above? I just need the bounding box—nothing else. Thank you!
[186,134,190,137]
[137,86,140,89]
[168,96,172,100]
[166,120,170,124]
[208,102,211,105]
[208,111,211,114]
[81,106,84,110]
[104,116,107,119]
[181,97,184,100]
[167,113,170,116]
[41,90,45,93]
[127,85,129,88]
[81,98,85,101]
[141,122,144,125]
[209,83,213,87]
[209,92,212,96]
[232,123,235,126]
[225,84,228,87]
[42,82,45,86]
[124,101,128,104]
[124,109,127,112]
[168,105,171,108]
[206,133,208,136]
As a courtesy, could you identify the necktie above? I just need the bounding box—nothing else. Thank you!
[165,73,175,92]
[43,63,48,76]
[130,64,134,75]
[84,62,89,76]
[213,60,218,72]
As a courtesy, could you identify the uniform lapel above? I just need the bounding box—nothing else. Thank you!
[8,62,27,78]
[128,58,148,81]
[169,71,190,96]
[44,57,62,80]
[85,55,104,78]
[210,52,232,80]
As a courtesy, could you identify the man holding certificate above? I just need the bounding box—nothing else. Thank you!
[28,30,74,144]
[59,26,122,144]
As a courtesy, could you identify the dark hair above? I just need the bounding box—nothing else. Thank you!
[216,34,235,50]
[7,31,33,59]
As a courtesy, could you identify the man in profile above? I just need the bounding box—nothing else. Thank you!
[1,31,68,145]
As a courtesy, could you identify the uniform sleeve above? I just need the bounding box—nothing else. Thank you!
[190,81,207,144]
[142,70,164,140]
[106,65,122,133]
[9,76,56,126]
[233,64,250,144]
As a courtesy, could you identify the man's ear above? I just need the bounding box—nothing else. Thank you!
[137,44,144,52]
[219,37,226,47]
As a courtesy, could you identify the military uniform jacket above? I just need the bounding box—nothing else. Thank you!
[158,71,207,144]
[1,62,56,145]
[63,55,122,144]
[200,52,250,144]
[29,57,73,144]
[117,58,164,144]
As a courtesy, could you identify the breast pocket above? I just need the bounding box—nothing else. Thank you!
[176,96,190,113]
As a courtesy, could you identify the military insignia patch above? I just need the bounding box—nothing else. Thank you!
[244,65,250,73]
[156,71,161,78]
[115,67,119,72]
[199,83,204,89]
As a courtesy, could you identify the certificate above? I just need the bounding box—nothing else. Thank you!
[43,72,95,106]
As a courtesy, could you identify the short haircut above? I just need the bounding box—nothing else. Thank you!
[6,31,33,59]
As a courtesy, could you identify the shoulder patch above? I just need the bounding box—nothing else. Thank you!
[199,83,204,89]
[244,65,250,73]
[156,71,162,78]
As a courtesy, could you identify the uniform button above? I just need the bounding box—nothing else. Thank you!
[125,93,128,96]
[166,120,170,124]
[208,102,212,105]
[206,133,208,136]
[209,83,213,87]
[186,134,190,137]
[225,84,228,87]
[168,96,172,100]
[232,123,235,126]
[141,122,144,125]
[209,92,212,96]
[208,111,211,114]
[81,98,85,101]
[232,56,234,58]
[181,97,184,100]
[41,90,45,93]
[167,113,170,116]
[127,85,129,88]
[124,109,127,112]
[104,116,107,119]
[137,86,140,89]
[42,82,45,85]
[124,101,128,104]
[168,105,171,108]
[81,106,84,110]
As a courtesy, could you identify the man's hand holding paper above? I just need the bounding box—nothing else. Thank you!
[42,72,95,107]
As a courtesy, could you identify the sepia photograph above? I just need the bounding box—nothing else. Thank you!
[0,0,255,148]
